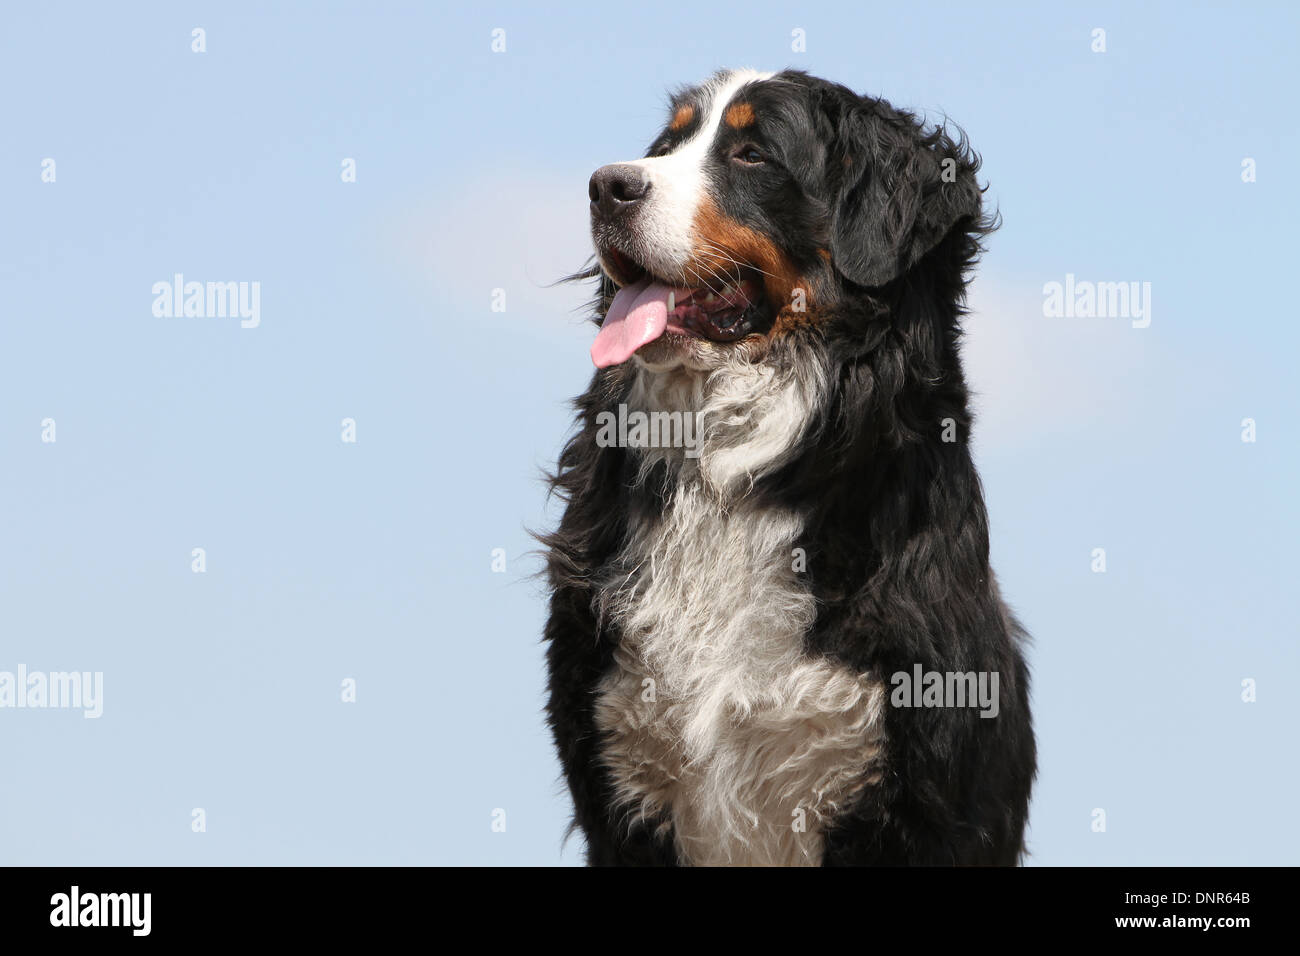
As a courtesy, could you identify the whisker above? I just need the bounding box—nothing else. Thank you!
[695,239,780,282]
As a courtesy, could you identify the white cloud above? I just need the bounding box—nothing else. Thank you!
[963,279,1158,452]
[384,169,598,348]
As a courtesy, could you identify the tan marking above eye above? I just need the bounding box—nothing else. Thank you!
[669,105,696,131]
[725,102,756,129]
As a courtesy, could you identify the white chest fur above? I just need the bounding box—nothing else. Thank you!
[593,362,885,866]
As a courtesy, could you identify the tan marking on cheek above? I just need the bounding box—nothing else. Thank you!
[669,105,696,131]
[690,199,810,333]
[725,102,756,128]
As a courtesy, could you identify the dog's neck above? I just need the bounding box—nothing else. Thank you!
[624,351,827,502]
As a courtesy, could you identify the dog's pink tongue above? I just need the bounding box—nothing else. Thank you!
[591,277,673,368]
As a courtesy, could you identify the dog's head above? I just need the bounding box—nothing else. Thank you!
[588,69,987,372]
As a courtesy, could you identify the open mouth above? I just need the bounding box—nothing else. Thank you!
[592,246,771,368]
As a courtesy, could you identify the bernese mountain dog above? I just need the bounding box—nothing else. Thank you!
[542,69,1036,866]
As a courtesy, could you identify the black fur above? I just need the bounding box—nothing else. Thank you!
[542,70,1035,866]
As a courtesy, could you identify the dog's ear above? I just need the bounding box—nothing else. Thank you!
[829,101,982,288]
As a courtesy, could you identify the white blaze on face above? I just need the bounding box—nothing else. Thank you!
[614,69,773,283]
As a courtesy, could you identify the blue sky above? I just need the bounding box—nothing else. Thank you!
[1,1,1297,865]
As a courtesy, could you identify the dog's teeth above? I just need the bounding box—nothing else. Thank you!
[668,292,675,311]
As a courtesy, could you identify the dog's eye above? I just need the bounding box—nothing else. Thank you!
[733,146,766,165]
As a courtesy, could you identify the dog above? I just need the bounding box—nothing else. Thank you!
[542,69,1035,866]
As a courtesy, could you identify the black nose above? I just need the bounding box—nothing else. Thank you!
[589,164,650,219]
